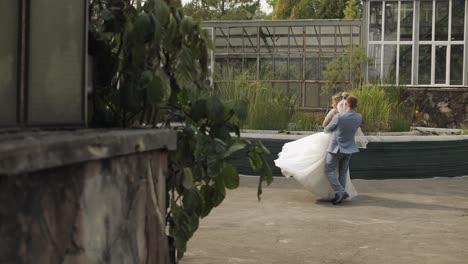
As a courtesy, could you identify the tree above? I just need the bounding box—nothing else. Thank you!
[317,0,348,19]
[273,0,301,19]
[182,0,261,21]
[290,0,320,19]
[272,0,360,19]
[343,0,362,19]
[322,45,370,91]
[88,0,272,260]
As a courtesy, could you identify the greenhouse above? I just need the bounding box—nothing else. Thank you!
[203,20,363,109]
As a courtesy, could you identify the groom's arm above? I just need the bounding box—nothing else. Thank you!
[324,114,339,133]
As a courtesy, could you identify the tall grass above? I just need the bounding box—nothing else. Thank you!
[350,84,393,132]
[460,123,468,134]
[215,70,295,130]
[350,84,412,132]
[289,111,323,131]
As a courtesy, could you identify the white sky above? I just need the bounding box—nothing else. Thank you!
[180,0,273,14]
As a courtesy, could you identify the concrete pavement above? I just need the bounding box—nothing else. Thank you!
[181,176,468,264]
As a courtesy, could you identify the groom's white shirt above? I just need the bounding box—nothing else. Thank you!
[324,109,362,154]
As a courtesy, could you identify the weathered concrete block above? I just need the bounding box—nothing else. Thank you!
[0,130,175,264]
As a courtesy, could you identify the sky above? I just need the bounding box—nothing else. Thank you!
[180,0,273,14]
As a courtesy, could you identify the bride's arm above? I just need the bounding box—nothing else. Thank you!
[322,109,338,127]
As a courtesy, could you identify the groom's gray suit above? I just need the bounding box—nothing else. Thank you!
[323,109,362,195]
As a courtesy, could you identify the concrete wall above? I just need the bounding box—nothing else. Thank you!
[0,130,176,264]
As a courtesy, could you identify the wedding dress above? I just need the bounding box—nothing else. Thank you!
[274,106,366,200]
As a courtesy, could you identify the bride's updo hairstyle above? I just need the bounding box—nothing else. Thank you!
[346,96,358,109]
[331,93,342,105]
[341,92,350,100]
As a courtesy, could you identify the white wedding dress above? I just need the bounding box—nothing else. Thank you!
[274,105,367,200]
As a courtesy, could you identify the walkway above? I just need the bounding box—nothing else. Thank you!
[181,176,468,264]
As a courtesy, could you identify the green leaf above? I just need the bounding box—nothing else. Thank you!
[224,141,246,158]
[163,14,178,49]
[206,96,225,125]
[248,151,263,171]
[200,185,215,218]
[140,70,154,88]
[174,45,197,89]
[182,187,203,215]
[134,13,153,42]
[212,176,226,207]
[182,167,193,190]
[221,163,239,189]
[210,125,231,141]
[180,16,194,36]
[154,0,170,25]
[224,99,248,122]
[147,68,171,104]
[190,99,207,122]
[256,141,271,155]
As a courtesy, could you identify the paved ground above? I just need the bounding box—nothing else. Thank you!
[180,176,468,264]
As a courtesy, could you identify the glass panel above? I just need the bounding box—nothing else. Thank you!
[288,83,303,108]
[29,0,85,124]
[382,44,397,84]
[289,27,303,54]
[259,57,273,80]
[419,1,433,41]
[451,0,465,41]
[241,27,258,53]
[242,59,257,80]
[215,28,230,53]
[259,27,274,53]
[0,0,18,125]
[319,86,331,108]
[450,45,464,85]
[435,0,449,41]
[304,83,320,108]
[273,58,288,80]
[368,44,382,82]
[435,45,447,84]
[273,27,289,53]
[305,57,321,80]
[418,45,432,84]
[319,57,333,80]
[384,2,398,41]
[289,57,303,80]
[369,2,383,41]
[305,26,320,53]
[399,45,412,84]
[400,1,414,41]
[272,82,288,95]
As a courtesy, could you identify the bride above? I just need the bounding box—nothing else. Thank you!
[274,93,367,200]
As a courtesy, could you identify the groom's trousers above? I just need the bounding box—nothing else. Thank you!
[325,151,352,194]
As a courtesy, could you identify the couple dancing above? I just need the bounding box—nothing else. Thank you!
[274,92,367,205]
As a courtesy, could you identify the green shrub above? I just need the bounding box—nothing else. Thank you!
[460,123,468,134]
[350,84,392,132]
[350,84,413,132]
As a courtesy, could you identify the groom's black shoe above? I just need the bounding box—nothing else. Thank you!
[343,192,350,200]
[332,193,347,205]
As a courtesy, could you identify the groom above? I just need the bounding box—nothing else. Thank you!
[324,96,362,205]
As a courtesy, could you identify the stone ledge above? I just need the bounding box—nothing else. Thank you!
[0,129,177,175]
[405,86,468,92]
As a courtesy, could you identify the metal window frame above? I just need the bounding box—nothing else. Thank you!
[367,0,467,87]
